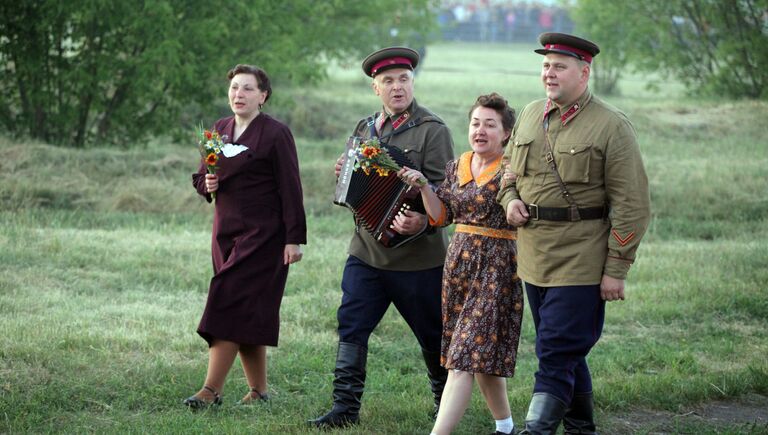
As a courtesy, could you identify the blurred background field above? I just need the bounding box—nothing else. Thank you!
[1,39,767,434]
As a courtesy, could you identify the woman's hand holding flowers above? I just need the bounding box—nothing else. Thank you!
[397,167,428,189]
[205,173,219,194]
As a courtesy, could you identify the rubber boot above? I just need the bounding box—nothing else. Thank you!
[563,392,597,434]
[516,392,568,435]
[421,348,448,420]
[307,342,367,429]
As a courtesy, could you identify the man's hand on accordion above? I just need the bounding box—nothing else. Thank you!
[398,166,444,227]
[391,210,429,235]
[334,152,345,178]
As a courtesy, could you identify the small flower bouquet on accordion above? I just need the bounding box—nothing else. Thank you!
[354,137,425,185]
[196,122,225,201]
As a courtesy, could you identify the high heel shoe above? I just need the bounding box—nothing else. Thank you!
[183,385,222,410]
[236,387,270,405]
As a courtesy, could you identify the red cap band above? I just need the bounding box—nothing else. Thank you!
[371,56,414,75]
[545,43,593,63]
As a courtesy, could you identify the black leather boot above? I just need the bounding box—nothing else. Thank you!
[563,392,597,434]
[421,348,448,420]
[307,342,367,429]
[516,392,568,435]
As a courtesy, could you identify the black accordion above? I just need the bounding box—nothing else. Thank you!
[334,136,425,248]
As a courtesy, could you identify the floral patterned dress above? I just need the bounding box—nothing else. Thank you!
[431,151,524,377]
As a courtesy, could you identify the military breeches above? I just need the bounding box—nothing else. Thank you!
[337,256,443,352]
[525,282,606,404]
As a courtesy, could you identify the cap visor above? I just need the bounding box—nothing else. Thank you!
[534,48,584,60]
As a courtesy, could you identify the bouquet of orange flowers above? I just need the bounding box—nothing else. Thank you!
[354,137,425,185]
[196,122,225,200]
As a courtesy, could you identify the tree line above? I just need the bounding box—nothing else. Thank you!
[572,0,768,98]
[2,0,766,147]
[0,0,434,147]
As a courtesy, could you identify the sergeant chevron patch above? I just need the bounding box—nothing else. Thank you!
[612,229,635,247]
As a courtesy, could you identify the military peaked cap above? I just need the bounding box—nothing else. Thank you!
[535,33,600,63]
[362,46,420,77]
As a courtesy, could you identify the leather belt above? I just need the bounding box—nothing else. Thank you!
[527,204,607,222]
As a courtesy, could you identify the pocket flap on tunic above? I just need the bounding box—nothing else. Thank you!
[555,142,591,155]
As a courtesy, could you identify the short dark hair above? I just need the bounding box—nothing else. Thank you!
[227,64,272,103]
[468,93,516,146]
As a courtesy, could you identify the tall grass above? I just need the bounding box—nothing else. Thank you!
[1,42,767,434]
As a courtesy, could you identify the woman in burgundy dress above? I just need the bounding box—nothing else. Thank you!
[185,64,307,408]
[399,93,523,435]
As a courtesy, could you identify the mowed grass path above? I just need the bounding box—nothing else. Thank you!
[1,42,767,434]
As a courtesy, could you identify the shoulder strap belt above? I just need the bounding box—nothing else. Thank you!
[542,104,582,221]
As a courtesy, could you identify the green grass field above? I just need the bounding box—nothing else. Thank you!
[1,42,767,434]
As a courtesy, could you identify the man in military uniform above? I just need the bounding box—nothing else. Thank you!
[308,46,454,429]
[497,33,650,434]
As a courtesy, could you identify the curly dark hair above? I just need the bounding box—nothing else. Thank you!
[227,64,272,104]
[468,92,516,146]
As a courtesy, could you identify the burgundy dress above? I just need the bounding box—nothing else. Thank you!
[192,113,306,347]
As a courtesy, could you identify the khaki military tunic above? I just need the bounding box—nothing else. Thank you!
[497,90,650,286]
[347,99,455,271]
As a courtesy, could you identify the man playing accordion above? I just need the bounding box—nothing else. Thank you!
[309,46,454,429]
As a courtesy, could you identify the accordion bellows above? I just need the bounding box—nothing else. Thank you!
[334,136,425,248]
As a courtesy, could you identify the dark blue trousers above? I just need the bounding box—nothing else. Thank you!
[337,256,443,352]
[525,282,606,404]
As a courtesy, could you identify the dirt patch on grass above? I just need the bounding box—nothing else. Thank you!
[603,394,768,434]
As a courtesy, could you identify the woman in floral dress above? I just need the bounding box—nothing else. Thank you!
[399,93,523,435]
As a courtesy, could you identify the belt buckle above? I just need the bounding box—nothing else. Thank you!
[568,204,581,222]
[528,203,539,221]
